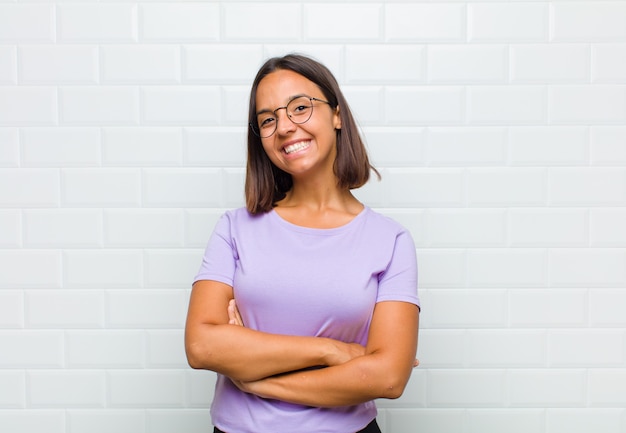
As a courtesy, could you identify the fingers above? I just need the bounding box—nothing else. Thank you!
[414,358,420,367]
[228,299,244,326]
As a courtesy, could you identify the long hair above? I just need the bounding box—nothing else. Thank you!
[245,54,379,214]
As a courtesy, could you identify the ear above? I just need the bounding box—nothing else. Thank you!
[333,105,341,130]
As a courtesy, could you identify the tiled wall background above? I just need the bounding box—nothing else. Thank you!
[1,1,626,432]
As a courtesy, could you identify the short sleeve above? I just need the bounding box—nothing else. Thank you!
[193,212,237,286]
[376,228,420,308]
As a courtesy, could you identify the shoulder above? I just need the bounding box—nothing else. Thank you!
[362,207,410,237]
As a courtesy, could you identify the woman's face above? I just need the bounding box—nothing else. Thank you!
[255,69,341,181]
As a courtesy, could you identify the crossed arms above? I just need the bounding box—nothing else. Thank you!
[184,279,419,408]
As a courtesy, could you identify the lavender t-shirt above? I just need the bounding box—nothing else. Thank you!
[194,206,419,433]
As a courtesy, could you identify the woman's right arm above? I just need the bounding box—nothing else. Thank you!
[184,279,364,382]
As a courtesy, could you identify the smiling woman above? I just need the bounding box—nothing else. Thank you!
[184,54,420,433]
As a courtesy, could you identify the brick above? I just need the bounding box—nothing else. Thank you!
[0,87,57,125]
[222,3,299,41]
[469,331,545,367]
[223,168,246,208]
[415,330,465,368]
[589,289,626,327]
[109,371,185,407]
[508,209,588,247]
[221,86,251,126]
[66,331,145,368]
[263,46,344,81]
[591,209,626,246]
[101,45,180,84]
[147,330,187,368]
[64,250,143,289]
[62,168,141,207]
[387,409,465,433]
[142,168,223,207]
[147,409,213,433]
[141,87,220,125]
[0,128,18,167]
[467,168,547,206]
[25,290,104,328]
[345,45,424,83]
[145,250,199,288]
[511,44,590,83]
[509,126,588,166]
[0,168,60,207]
[510,289,586,328]
[60,87,139,125]
[426,209,506,247]
[106,290,187,328]
[428,45,507,83]
[184,209,224,248]
[58,3,137,42]
[183,128,246,167]
[103,127,182,166]
[549,168,626,206]
[429,370,505,406]
[428,290,507,328]
[24,209,102,247]
[591,126,626,165]
[21,127,101,167]
[549,85,626,124]
[185,370,216,407]
[29,371,105,407]
[0,251,61,289]
[305,4,381,41]
[67,410,146,433]
[341,86,385,124]
[549,249,626,287]
[427,127,506,165]
[183,45,263,84]
[0,291,22,328]
[588,370,626,406]
[547,409,623,433]
[0,331,64,367]
[19,45,98,84]
[0,209,20,247]
[385,3,465,42]
[509,370,586,406]
[362,127,425,167]
[549,330,624,367]
[415,250,466,288]
[468,249,547,287]
[468,86,546,125]
[0,410,64,433]
[104,210,184,247]
[467,409,545,433]
[140,3,219,42]
[593,44,626,83]
[552,2,626,42]
[468,3,548,42]
[386,86,464,125]
[385,168,464,207]
[0,371,24,408]
[0,4,54,42]
[0,46,16,84]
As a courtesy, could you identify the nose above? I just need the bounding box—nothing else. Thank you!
[275,108,295,136]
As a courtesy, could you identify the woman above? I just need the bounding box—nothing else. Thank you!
[185,54,420,433]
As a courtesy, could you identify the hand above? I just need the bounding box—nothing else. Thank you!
[227,299,244,326]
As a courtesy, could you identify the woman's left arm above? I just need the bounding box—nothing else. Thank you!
[233,300,419,407]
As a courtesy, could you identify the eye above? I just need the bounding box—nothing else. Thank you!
[258,116,275,128]
[292,104,309,114]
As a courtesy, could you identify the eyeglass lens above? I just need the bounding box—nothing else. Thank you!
[255,96,315,138]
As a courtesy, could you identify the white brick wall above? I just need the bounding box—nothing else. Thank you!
[1,1,625,432]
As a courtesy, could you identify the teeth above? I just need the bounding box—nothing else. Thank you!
[284,141,310,154]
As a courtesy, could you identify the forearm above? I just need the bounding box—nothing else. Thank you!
[185,324,345,382]
[236,351,413,407]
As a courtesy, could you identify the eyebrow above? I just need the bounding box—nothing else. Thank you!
[256,93,310,116]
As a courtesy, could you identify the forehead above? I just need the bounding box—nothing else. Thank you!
[256,69,322,107]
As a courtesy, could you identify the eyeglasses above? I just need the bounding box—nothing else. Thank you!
[250,96,331,138]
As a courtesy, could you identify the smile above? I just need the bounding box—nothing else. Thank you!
[283,140,311,155]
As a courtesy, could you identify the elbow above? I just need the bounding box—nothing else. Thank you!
[380,379,407,400]
[185,341,211,370]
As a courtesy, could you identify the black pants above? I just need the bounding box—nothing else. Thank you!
[213,418,381,433]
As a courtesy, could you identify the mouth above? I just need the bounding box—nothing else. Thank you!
[282,140,311,155]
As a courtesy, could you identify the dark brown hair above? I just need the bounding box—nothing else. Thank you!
[244,53,379,214]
